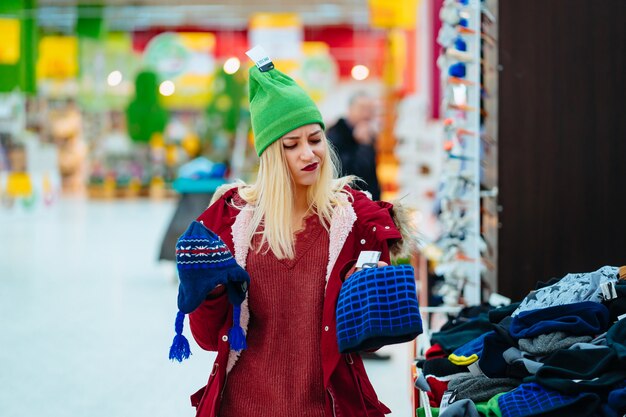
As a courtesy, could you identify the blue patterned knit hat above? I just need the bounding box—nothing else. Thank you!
[497,383,601,417]
[169,221,250,362]
[336,264,422,353]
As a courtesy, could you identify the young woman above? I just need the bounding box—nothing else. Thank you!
[186,63,413,417]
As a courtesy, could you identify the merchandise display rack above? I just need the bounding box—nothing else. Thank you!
[480,0,499,299]
[412,1,499,412]
[433,0,498,308]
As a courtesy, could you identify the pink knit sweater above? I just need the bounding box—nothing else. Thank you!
[220,214,329,417]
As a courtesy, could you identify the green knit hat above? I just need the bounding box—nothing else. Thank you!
[248,65,325,156]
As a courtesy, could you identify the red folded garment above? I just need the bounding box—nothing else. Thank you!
[425,343,448,360]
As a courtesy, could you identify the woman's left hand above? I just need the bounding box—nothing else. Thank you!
[345,261,389,280]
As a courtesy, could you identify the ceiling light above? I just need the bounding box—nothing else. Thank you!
[107,70,122,87]
[351,64,369,81]
[223,57,240,74]
[159,80,175,96]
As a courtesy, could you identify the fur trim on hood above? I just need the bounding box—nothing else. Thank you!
[209,181,246,206]
[388,198,421,260]
[209,181,420,259]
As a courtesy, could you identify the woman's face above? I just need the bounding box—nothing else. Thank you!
[280,123,326,189]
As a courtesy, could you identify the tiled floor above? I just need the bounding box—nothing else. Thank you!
[0,197,413,417]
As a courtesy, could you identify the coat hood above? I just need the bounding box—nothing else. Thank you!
[210,181,419,260]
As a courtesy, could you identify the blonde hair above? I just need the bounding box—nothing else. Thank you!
[238,131,354,259]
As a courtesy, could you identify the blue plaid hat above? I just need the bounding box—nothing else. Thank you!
[336,264,422,353]
[169,221,250,362]
[497,383,601,417]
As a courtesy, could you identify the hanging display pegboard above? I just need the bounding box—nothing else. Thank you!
[432,0,498,307]
[479,0,499,297]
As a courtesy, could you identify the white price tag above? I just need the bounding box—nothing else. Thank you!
[439,390,457,411]
[356,251,381,269]
[489,292,512,307]
[600,281,618,300]
[245,45,274,72]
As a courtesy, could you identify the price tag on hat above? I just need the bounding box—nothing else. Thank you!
[600,281,618,301]
[489,292,511,307]
[356,251,381,269]
[439,389,457,411]
[245,45,275,72]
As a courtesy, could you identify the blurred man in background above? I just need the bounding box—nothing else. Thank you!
[327,91,381,201]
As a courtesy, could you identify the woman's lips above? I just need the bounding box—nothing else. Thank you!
[302,162,319,171]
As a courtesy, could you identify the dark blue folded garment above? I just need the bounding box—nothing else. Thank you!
[336,264,422,353]
[509,301,609,339]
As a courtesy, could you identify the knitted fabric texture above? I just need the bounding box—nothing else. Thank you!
[477,330,515,378]
[606,317,626,362]
[518,332,593,356]
[603,283,626,322]
[426,375,450,407]
[426,343,450,359]
[475,393,505,417]
[418,394,504,417]
[489,302,521,324]
[497,383,601,417]
[421,358,470,378]
[502,347,543,375]
[449,331,494,365]
[513,266,618,316]
[533,346,626,394]
[336,264,422,353]
[607,384,626,414]
[447,374,520,403]
[176,221,248,314]
[169,221,250,361]
[248,65,324,156]
[449,354,479,366]
[220,214,328,417]
[509,301,610,339]
[431,316,495,352]
[439,399,480,417]
[417,408,441,417]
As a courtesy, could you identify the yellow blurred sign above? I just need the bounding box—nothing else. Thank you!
[249,13,302,61]
[6,173,33,198]
[369,0,419,29]
[249,13,301,29]
[383,29,408,88]
[37,36,78,80]
[0,19,20,64]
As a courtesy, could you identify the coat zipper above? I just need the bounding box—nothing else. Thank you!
[327,388,338,417]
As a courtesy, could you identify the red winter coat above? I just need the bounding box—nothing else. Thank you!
[188,185,409,417]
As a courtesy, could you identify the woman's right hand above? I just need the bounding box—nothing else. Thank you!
[206,284,226,300]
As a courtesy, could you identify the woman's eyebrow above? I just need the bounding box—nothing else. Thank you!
[282,130,322,140]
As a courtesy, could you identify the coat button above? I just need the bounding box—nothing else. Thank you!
[222,335,229,342]
[385,226,390,229]
[360,239,366,244]
[372,226,377,232]
[324,326,329,331]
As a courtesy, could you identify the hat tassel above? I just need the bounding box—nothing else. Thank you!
[228,305,247,352]
[169,310,192,362]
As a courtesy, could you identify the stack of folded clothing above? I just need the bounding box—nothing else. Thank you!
[416,265,626,417]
